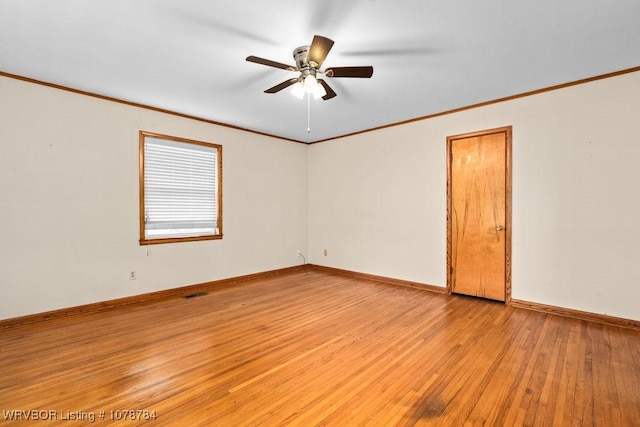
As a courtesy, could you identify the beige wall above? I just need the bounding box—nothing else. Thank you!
[0,76,308,320]
[2,70,639,322]
[309,71,640,321]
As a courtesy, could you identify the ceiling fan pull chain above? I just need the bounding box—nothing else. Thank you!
[307,94,311,133]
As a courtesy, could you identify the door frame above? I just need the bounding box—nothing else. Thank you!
[446,126,513,303]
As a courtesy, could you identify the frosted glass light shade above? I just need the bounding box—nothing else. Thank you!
[291,82,305,99]
[312,82,327,99]
[304,74,318,93]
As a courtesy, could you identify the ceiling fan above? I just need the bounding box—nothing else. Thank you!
[246,35,373,101]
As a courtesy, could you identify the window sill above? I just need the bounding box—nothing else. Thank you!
[139,234,223,245]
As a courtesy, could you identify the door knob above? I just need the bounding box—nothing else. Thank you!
[495,225,504,231]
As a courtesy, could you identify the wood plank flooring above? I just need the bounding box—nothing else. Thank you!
[1,269,639,426]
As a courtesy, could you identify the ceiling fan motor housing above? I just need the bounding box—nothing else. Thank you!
[293,46,314,76]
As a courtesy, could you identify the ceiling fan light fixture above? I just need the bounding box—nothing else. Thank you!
[312,82,327,99]
[291,81,305,99]
[303,74,319,93]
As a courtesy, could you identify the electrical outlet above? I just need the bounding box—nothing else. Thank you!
[323,249,328,256]
[129,270,137,280]
[297,249,301,256]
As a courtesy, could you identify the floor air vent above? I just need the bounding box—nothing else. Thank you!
[184,291,208,299]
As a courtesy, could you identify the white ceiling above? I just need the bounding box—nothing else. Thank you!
[1,0,639,143]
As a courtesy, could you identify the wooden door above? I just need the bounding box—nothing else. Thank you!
[447,127,511,302]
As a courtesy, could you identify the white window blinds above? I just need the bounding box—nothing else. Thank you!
[143,136,219,240]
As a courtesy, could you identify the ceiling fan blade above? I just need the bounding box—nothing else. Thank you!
[246,55,296,71]
[325,66,374,78]
[264,78,298,93]
[307,35,334,67]
[318,79,337,100]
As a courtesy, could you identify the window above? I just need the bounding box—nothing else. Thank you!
[139,131,222,245]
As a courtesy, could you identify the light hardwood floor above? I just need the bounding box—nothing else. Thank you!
[1,269,639,426]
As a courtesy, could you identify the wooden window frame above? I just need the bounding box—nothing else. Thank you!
[139,131,223,245]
